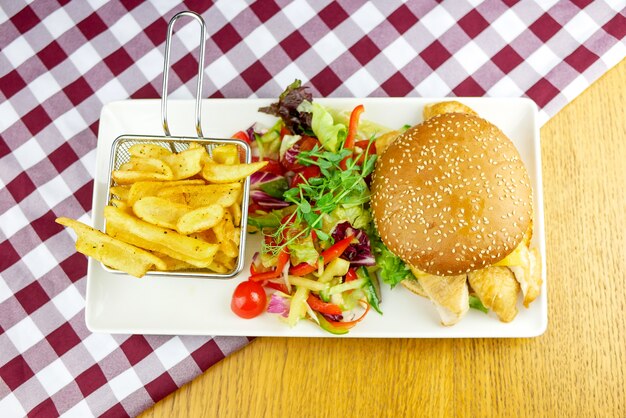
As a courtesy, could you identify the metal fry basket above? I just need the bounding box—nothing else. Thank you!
[104,11,250,278]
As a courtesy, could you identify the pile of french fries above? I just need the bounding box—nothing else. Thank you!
[57,142,267,278]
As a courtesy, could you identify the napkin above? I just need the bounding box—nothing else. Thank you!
[1,1,624,416]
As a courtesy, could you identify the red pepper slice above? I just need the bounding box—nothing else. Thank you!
[281,213,297,226]
[307,294,342,315]
[340,105,365,170]
[354,139,371,149]
[290,234,355,276]
[326,300,370,329]
[345,267,358,282]
[262,159,285,176]
[345,105,364,149]
[265,282,289,294]
[287,262,316,277]
[355,140,376,154]
[276,249,290,270]
[231,131,250,144]
[248,270,281,282]
[280,127,291,139]
[320,234,355,264]
[249,248,290,281]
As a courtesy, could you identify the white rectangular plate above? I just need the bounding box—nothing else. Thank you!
[86,98,547,337]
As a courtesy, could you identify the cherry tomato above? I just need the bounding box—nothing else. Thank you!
[231,281,267,319]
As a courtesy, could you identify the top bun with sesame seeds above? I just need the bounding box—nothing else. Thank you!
[370,112,532,276]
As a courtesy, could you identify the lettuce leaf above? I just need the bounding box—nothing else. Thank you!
[322,205,371,232]
[371,234,413,288]
[259,178,289,199]
[331,222,375,266]
[469,295,489,313]
[287,234,319,266]
[259,80,313,135]
[310,102,346,152]
[326,107,392,138]
[247,206,295,229]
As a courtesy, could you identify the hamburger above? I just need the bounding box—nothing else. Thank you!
[371,101,541,325]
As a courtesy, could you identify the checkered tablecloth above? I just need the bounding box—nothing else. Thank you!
[1,0,625,416]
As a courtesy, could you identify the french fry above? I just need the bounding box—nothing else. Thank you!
[221,212,236,238]
[106,223,212,269]
[201,161,267,183]
[214,250,236,269]
[110,185,130,200]
[211,144,239,165]
[189,229,218,244]
[218,238,238,259]
[59,137,259,277]
[133,196,191,229]
[157,183,242,208]
[161,193,187,205]
[104,206,218,266]
[163,147,204,180]
[153,252,197,271]
[110,199,130,212]
[120,157,174,178]
[128,179,205,205]
[228,204,242,227]
[176,204,225,235]
[56,217,166,277]
[189,142,213,165]
[112,170,172,184]
[207,261,231,273]
[213,213,238,258]
[128,143,173,159]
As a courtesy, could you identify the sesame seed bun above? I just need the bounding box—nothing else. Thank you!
[371,112,532,276]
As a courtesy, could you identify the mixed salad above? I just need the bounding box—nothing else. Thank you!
[229,81,416,334]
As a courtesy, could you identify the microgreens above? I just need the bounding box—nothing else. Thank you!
[262,137,377,257]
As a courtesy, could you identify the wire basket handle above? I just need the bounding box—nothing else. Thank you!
[161,11,206,138]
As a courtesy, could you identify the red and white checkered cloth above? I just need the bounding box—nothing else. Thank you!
[1,0,624,416]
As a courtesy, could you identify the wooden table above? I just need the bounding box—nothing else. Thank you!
[142,58,626,418]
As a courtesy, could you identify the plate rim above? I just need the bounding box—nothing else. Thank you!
[85,96,547,338]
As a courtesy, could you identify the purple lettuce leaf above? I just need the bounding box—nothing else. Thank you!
[258,80,313,135]
[250,190,290,209]
[331,221,376,266]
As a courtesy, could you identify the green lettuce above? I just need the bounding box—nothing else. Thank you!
[310,102,346,152]
[326,107,392,139]
[247,206,295,230]
[469,295,489,313]
[371,234,413,288]
[287,234,319,266]
[322,205,371,232]
[259,178,289,199]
